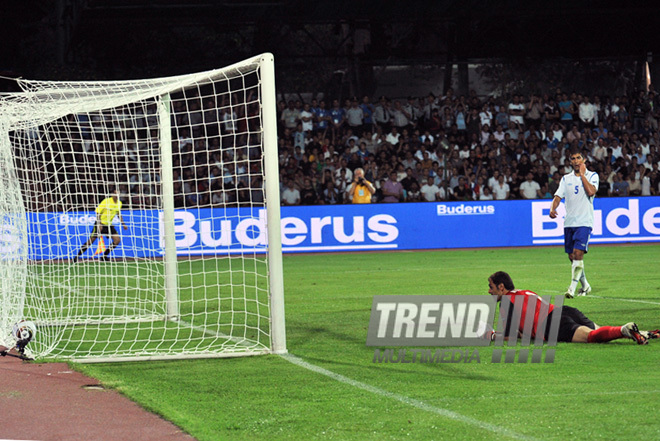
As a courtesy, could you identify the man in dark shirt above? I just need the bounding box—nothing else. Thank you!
[453,176,473,201]
[400,167,420,193]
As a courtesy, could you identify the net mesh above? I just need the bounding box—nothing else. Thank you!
[0,54,276,361]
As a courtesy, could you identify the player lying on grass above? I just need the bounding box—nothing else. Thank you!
[488,271,659,345]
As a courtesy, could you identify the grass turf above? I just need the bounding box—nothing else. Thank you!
[76,244,660,440]
[28,257,271,358]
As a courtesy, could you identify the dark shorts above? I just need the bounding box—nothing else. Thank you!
[564,226,592,254]
[92,224,118,237]
[544,306,596,342]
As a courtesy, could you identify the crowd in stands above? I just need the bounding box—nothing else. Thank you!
[276,87,660,205]
[18,81,660,212]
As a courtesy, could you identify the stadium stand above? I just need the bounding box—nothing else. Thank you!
[48,87,659,210]
[271,88,660,204]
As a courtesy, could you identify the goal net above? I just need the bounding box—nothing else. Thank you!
[0,53,286,362]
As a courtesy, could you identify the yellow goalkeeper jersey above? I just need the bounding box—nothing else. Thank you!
[96,197,122,226]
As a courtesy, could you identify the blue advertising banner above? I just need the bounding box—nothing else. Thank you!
[24,197,660,260]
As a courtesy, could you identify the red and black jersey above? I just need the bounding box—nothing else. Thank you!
[500,290,555,339]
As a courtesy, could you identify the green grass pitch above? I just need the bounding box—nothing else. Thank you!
[75,244,660,440]
[27,257,271,358]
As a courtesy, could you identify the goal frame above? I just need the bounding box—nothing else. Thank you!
[1,53,287,363]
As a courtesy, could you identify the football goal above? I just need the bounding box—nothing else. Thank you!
[0,53,286,362]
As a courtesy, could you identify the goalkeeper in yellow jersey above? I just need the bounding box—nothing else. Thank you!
[73,188,128,262]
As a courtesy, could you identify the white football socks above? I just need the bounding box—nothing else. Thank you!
[580,264,589,288]
[569,259,584,292]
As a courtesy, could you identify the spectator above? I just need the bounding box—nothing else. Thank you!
[592,138,608,162]
[495,105,509,130]
[466,108,481,138]
[400,167,419,193]
[299,178,319,205]
[401,151,417,170]
[360,95,375,134]
[356,141,370,162]
[610,172,629,197]
[315,100,331,136]
[558,93,575,128]
[329,99,346,143]
[413,98,430,131]
[578,96,596,131]
[488,169,501,189]
[640,166,653,196]
[373,178,386,202]
[281,100,300,131]
[596,171,610,197]
[613,101,629,127]
[347,167,375,204]
[406,181,422,202]
[627,173,642,196]
[386,126,401,146]
[300,102,314,134]
[345,98,365,136]
[479,185,494,200]
[347,152,363,171]
[508,94,525,129]
[517,154,533,177]
[323,180,340,204]
[420,177,442,202]
[421,93,438,124]
[281,179,300,206]
[520,172,542,199]
[335,168,352,195]
[525,94,543,128]
[381,171,403,203]
[544,97,560,128]
[453,176,473,201]
[373,96,391,133]
[334,158,353,181]
[293,123,306,151]
[508,171,523,197]
[492,174,510,200]
[479,103,493,127]
[391,100,410,132]
[493,124,506,142]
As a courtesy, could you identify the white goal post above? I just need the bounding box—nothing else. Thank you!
[0,53,286,362]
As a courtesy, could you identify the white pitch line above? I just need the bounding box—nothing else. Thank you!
[280,353,536,441]
[154,315,533,440]
[539,290,660,307]
[177,319,256,349]
[586,295,660,307]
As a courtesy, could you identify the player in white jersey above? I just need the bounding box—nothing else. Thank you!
[549,149,599,298]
